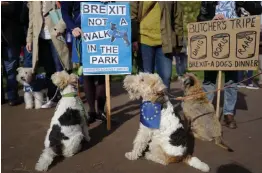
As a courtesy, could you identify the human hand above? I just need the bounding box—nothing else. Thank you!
[72,27,83,38]
[132,41,139,52]
[213,14,225,20]
[26,42,32,52]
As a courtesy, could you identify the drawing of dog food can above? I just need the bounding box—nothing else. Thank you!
[211,33,230,59]
[236,31,256,59]
[190,35,207,60]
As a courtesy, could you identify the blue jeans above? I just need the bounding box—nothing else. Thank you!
[23,46,32,67]
[2,46,19,101]
[174,52,187,76]
[139,44,173,88]
[238,71,253,85]
[203,71,238,115]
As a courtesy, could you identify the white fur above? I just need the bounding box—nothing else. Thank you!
[16,67,45,109]
[187,156,210,172]
[35,71,90,172]
[123,73,210,172]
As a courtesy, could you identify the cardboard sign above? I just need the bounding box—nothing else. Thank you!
[81,2,132,75]
[187,16,261,71]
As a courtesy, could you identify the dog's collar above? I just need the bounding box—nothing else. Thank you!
[62,92,77,97]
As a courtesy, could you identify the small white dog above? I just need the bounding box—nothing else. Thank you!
[16,67,46,109]
[35,71,91,172]
[123,73,210,172]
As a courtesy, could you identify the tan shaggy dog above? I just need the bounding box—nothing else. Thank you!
[181,73,233,152]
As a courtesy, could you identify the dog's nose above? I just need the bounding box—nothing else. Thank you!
[21,77,25,80]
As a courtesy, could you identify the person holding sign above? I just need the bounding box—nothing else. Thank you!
[131,2,184,89]
[197,1,262,129]
[61,1,107,124]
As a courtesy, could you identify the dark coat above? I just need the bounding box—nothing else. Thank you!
[131,2,184,54]
[197,1,262,22]
[1,2,25,56]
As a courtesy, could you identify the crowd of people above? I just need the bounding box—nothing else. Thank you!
[1,1,262,129]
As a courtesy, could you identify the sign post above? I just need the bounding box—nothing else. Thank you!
[105,75,111,130]
[187,16,261,118]
[81,2,132,130]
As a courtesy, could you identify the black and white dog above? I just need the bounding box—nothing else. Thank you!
[35,71,90,172]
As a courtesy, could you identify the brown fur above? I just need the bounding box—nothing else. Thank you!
[182,73,233,152]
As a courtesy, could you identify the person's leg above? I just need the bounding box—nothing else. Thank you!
[202,71,217,102]
[23,46,32,68]
[223,71,238,129]
[83,75,96,123]
[174,54,183,77]
[139,43,155,73]
[237,71,246,88]
[246,70,259,89]
[1,74,5,104]
[247,71,253,84]
[50,41,63,72]
[155,47,172,89]
[39,38,58,108]
[179,53,187,75]
[95,75,106,121]
[2,45,20,105]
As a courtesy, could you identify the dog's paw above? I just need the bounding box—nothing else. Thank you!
[25,105,33,109]
[34,105,42,109]
[125,152,139,160]
[200,163,210,172]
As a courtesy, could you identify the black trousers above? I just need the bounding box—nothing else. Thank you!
[38,38,60,102]
[83,75,106,113]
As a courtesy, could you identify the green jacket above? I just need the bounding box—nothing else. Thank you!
[131,1,184,54]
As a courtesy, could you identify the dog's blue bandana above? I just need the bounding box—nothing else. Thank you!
[23,74,46,92]
[140,101,161,129]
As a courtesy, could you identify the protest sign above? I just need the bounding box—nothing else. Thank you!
[81,2,132,75]
[187,16,261,71]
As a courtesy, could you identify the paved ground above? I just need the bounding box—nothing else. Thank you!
[2,81,262,173]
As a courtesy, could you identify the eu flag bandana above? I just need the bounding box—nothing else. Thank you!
[140,101,162,129]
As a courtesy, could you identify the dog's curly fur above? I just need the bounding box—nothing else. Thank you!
[16,67,45,109]
[181,73,233,152]
[123,73,210,172]
[35,71,91,172]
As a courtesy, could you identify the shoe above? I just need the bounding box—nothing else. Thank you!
[96,112,107,122]
[41,101,57,109]
[237,83,246,88]
[8,99,22,106]
[223,114,237,129]
[246,84,259,90]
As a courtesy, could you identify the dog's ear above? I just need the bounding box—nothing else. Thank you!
[16,67,22,72]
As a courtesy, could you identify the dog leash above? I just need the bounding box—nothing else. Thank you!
[27,87,60,104]
[168,71,262,101]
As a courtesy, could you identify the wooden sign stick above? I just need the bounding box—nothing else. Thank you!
[105,75,111,130]
[216,71,222,118]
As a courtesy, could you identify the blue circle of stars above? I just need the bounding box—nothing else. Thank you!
[141,102,161,121]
